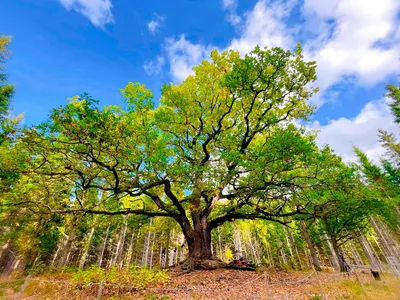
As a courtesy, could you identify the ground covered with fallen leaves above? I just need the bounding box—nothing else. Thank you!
[2,268,399,299]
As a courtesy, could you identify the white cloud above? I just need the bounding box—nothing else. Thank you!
[222,0,242,26]
[303,0,400,93]
[149,0,294,82]
[229,0,295,54]
[164,35,217,82]
[143,56,165,76]
[222,0,236,8]
[149,0,400,92]
[59,0,114,28]
[143,0,400,164]
[311,98,398,162]
[147,14,165,34]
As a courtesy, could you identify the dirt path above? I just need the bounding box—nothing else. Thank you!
[3,269,400,299]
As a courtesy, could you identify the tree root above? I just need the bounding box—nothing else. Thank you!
[170,257,257,272]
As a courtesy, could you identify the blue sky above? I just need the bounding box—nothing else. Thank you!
[0,0,399,161]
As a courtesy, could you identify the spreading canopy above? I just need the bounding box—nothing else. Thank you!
[8,45,326,261]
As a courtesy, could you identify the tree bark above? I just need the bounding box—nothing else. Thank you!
[79,226,95,269]
[330,237,347,272]
[98,224,110,268]
[174,211,220,270]
[300,220,321,271]
[321,216,347,272]
[186,224,212,260]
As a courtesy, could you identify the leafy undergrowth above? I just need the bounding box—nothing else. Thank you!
[72,265,169,287]
[0,278,24,299]
[6,268,400,299]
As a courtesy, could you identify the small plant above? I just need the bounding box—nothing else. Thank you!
[72,265,169,288]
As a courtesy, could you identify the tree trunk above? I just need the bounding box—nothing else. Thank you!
[149,234,156,269]
[79,226,95,269]
[187,225,212,260]
[176,213,226,270]
[330,237,347,272]
[300,220,321,271]
[124,230,135,269]
[164,230,169,267]
[98,224,110,268]
[233,225,243,260]
[113,221,128,267]
[142,230,152,267]
[358,235,375,267]
[321,216,347,272]
[267,243,274,267]
[217,227,223,260]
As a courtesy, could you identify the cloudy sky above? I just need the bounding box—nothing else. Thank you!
[1,0,399,161]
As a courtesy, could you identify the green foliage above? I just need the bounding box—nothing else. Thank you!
[1,43,396,270]
[1,44,325,263]
[72,265,169,287]
[0,36,13,119]
[0,35,19,145]
[353,83,400,230]
[0,279,24,297]
[386,84,400,124]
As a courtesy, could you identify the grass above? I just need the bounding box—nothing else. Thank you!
[307,273,400,300]
[1,269,399,299]
[0,278,24,299]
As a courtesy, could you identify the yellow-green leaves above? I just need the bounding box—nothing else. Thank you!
[9,45,334,238]
[121,82,154,112]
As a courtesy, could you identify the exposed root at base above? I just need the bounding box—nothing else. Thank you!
[171,258,257,273]
[176,258,227,271]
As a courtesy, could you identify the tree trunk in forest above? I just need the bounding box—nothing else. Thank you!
[125,230,136,268]
[250,236,261,265]
[186,226,212,261]
[0,241,16,277]
[132,229,141,266]
[57,231,75,268]
[149,234,156,269]
[233,225,243,260]
[324,233,339,270]
[300,220,321,271]
[284,229,296,269]
[267,244,274,267]
[79,227,95,269]
[322,216,347,272]
[0,240,10,261]
[358,235,376,267]
[289,231,303,270]
[98,224,110,268]
[348,240,363,266]
[142,230,152,267]
[176,214,227,269]
[280,245,288,267]
[113,221,127,267]
[330,237,347,272]
[142,219,153,267]
[165,229,170,267]
[217,227,223,260]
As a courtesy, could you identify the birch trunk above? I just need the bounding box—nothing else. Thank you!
[324,233,340,270]
[149,233,156,269]
[124,230,136,268]
[98,224,110,268]
[218,227,223,260]
[79,227,95,269]
[142,220,153,267]
[114,221,128,267]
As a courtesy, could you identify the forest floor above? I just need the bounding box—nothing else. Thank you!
[1,268,399,300]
